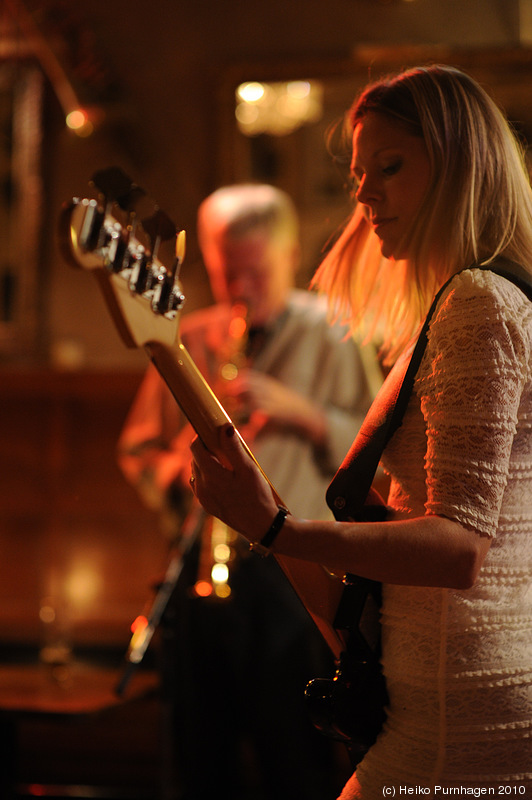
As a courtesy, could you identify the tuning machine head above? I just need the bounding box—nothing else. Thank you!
[62,168,187,320]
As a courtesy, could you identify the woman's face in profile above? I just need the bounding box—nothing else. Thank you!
[351,111,431,260]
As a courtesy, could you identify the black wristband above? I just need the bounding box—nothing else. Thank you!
[250,506,289,556]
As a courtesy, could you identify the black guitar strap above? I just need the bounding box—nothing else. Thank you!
[307,262,532,762]
[326,260,532,523]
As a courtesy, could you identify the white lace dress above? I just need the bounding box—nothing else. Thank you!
[339,269,532,799]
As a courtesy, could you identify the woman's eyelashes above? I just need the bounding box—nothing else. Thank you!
[382,159,402,177]
[350,159,403,192]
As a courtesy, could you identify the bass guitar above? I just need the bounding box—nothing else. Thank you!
[58,167,386,764]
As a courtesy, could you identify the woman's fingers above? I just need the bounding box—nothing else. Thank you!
[189,425,244,507]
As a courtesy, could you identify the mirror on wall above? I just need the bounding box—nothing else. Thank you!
[218,45,532,285]
[0,60,42,364]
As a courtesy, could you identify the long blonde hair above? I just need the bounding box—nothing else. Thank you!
[312,64,532,363]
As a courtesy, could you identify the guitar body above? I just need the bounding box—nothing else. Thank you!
[305,495,388,764]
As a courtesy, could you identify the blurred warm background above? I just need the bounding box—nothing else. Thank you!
[1,0,532,796]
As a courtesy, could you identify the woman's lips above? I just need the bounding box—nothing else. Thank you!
[372,216,397,233]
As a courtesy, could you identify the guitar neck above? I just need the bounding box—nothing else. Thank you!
[58,174,346,662]
[148,340,235,468]
[146,338,346,660]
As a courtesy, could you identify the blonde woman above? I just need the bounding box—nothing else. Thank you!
[190,66,532,796]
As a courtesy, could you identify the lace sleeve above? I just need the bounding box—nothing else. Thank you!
[415,270,531,537]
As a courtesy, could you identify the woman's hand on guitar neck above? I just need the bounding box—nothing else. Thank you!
[190,423,280,543]
[190,423,491,588]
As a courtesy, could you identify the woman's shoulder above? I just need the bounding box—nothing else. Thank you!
[437,267,532,329]
[422,267,532,376]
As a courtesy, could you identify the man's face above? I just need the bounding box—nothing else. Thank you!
[205,231,297,326]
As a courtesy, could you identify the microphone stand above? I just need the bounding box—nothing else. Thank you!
[115,506,206,697]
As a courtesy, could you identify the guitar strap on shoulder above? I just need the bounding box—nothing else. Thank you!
[326,260,532,522]
[311,261,532,762]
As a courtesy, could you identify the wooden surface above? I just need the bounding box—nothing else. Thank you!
[0,368,169,649]
[0,660,162,797]
[0,661,158,718]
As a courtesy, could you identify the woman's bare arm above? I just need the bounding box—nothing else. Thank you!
[190,424,491,590]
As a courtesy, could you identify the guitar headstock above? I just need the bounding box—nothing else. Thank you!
[58,167,187,350]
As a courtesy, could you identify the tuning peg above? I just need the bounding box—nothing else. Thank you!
[141,208,177,252]
[91,167,151,241]
[128,249,151,293]
[77,198,105,253]
[175,230,186,264]
[141,209,178,284]
[151,269,186,315]
[91,167,138,203]
[115,184,147,213]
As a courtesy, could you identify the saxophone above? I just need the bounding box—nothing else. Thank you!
[192,302,249,600]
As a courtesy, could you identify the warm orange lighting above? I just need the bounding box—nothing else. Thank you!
[286,80,311,99]
[66,109,87,128]
[235,79,323,136]
[213,543,231,563]
[215,584,231,599]
[194,580,213,597]
[131,615,148,635]
[63,560,102,609]
[229,315,247,339]
[66,108,94,137]
[211,563,229,584]
[39,603,56,624]
[237,82,266,103]
[220,363,239,381]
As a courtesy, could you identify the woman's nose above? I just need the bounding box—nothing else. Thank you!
[356,174,382,205]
